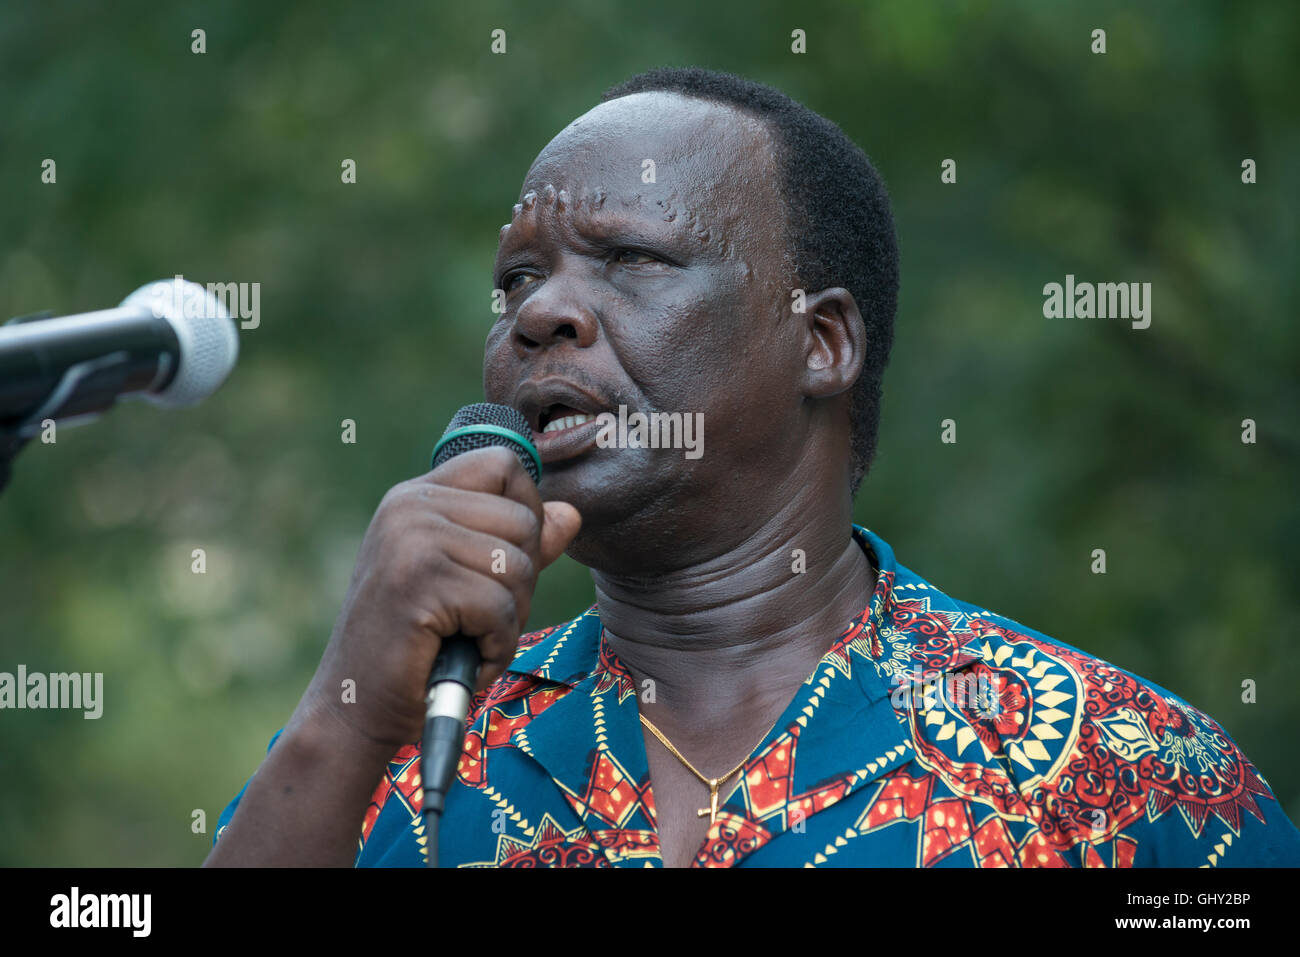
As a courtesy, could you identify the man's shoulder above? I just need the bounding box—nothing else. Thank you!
[881,552,1196,729]
[944,593,1238,762]
[948,594,1209,732]
[911,590,1296,863]
[951,595,1163,686]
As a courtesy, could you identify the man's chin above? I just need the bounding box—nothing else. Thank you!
[536,449,629,510]
[538,467,619,524]
[540,468,652,552]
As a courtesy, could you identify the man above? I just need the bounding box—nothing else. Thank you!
[206,67,1300,867]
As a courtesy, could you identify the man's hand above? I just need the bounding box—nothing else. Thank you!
[306,445,582,754]
[204,446,580,866]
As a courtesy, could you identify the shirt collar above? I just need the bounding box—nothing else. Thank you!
[496,525,992,866]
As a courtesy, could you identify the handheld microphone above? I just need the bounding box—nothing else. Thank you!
[422,403,542,868]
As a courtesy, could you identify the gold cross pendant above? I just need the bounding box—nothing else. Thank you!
[697,779,723,824]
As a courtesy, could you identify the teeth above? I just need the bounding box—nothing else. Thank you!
[542,413,594,434]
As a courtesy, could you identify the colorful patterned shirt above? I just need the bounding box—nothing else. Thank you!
[215,525,1300,867]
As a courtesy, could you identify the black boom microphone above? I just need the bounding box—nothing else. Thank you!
[0,278,239,494]
[0,278,239,423]
[421,403,542,868]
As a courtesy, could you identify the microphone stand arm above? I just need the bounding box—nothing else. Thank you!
[0,351,132,497]
[0,428,28,496]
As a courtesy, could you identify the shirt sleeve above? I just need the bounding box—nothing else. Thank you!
[1220,793,1300,866]
[212,728,285,847]
[1122,694,1300,868]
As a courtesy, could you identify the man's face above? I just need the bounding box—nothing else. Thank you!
[483,92,804,561]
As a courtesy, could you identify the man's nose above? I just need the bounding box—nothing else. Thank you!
[511,271,599,353]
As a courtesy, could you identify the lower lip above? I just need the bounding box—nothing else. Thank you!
[532,417,603,465]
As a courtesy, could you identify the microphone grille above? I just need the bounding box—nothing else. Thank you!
[120,279,240,408]
[433,403,540,482]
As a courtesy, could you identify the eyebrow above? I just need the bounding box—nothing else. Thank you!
[494,209,698,275]
[573,213,689,250]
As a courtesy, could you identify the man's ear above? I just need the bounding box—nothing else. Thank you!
[797,287,866,399]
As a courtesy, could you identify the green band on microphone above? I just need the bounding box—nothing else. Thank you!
[431,424,542,478]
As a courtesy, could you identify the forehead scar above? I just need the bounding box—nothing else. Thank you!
[641,191,735,259]
[503,183,736,259]
[510,184,606,221]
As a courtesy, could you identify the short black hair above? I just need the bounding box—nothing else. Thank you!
[600,67,899,495]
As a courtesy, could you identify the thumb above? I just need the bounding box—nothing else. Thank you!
[538,501,582,567]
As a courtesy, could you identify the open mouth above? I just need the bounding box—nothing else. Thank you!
[538,405,599,436]
[513,377,612,465]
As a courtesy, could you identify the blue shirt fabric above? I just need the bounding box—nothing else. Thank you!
[215,525,1300,867]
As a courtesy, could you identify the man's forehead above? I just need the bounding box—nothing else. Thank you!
[498,92,782,254]
[520,92,776,202]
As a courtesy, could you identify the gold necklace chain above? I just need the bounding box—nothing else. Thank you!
[626,549,876,828]
[638,710,781,824]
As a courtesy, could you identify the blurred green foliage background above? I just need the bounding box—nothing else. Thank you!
[1,0,1296,865]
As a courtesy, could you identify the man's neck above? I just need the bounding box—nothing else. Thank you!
[591,507,874,743]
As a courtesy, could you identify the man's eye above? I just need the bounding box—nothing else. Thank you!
[503,272,537,292]
[613,248,656,265]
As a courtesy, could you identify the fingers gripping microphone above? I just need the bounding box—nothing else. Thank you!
[422,403,541,867]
